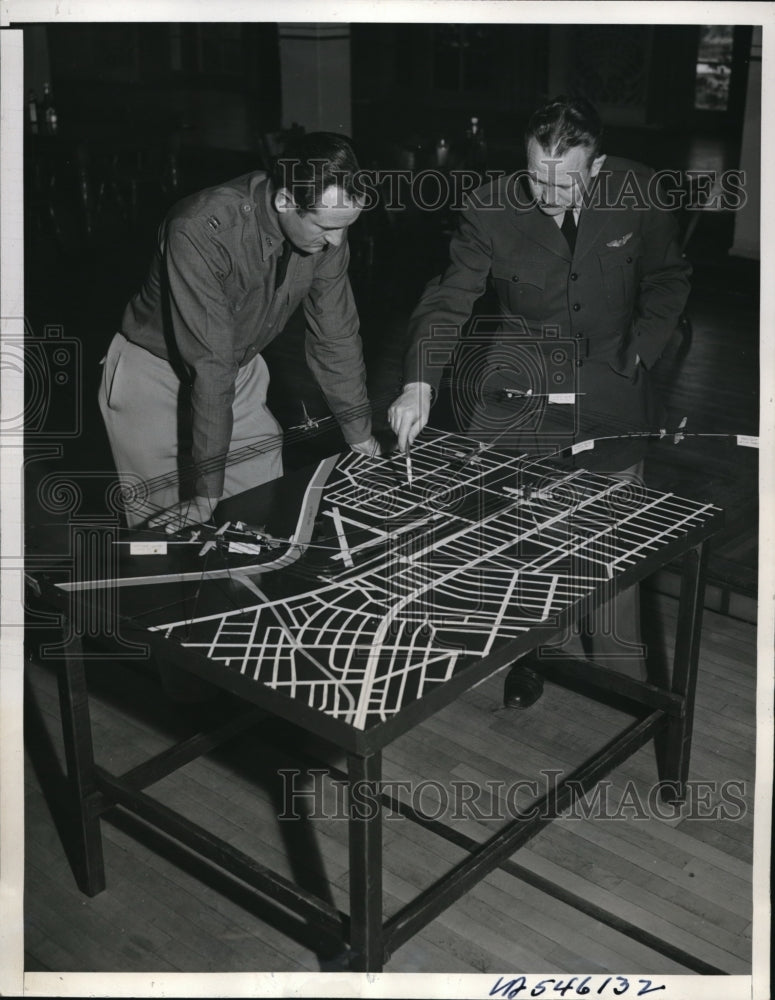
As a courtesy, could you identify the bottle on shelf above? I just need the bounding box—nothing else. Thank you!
[464,115,487,172]
[41,82,58,131]
[27,90,39,129]
[435,137,449,168]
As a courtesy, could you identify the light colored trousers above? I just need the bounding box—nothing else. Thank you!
[98,333,284,702]
[98,333,283,528]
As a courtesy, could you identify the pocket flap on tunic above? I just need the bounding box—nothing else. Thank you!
[491,260,546,288]
[597,238,642,269]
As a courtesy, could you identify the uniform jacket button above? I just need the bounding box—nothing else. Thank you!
[570,272,578,280]
[511,274,519,282]
[573,303,581,311]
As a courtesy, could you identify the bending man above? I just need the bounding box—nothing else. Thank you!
[100,131,377,531]
[389,96,690,708]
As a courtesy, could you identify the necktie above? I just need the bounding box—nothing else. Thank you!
[561,209,577,254]
[274,241,292,290]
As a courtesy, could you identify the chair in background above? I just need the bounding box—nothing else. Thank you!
[96,120,182,229]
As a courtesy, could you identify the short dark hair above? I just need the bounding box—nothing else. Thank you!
[525,95,603,161]
[271,131,361,214]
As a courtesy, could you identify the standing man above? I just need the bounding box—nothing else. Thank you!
[389,95,691,708]
[100,131,377,531]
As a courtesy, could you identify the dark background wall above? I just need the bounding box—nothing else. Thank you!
[350,22,753,172]
[24,22,754,168]
[22,20,760,315]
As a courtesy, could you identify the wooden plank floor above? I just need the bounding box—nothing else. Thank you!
[22,592,755,975]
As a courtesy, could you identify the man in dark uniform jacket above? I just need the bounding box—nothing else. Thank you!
[389,96,691,708]
[100,132,377,532]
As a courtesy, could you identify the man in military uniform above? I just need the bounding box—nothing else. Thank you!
[100,131,377,531]
[388,96,691,708]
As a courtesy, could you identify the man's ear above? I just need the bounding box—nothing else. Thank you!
[589,153,607,179]
[274,188,296,214]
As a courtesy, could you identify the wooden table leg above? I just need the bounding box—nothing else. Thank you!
[347,750,383,972]
[56,639,106,896]
[657,541,709,803]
